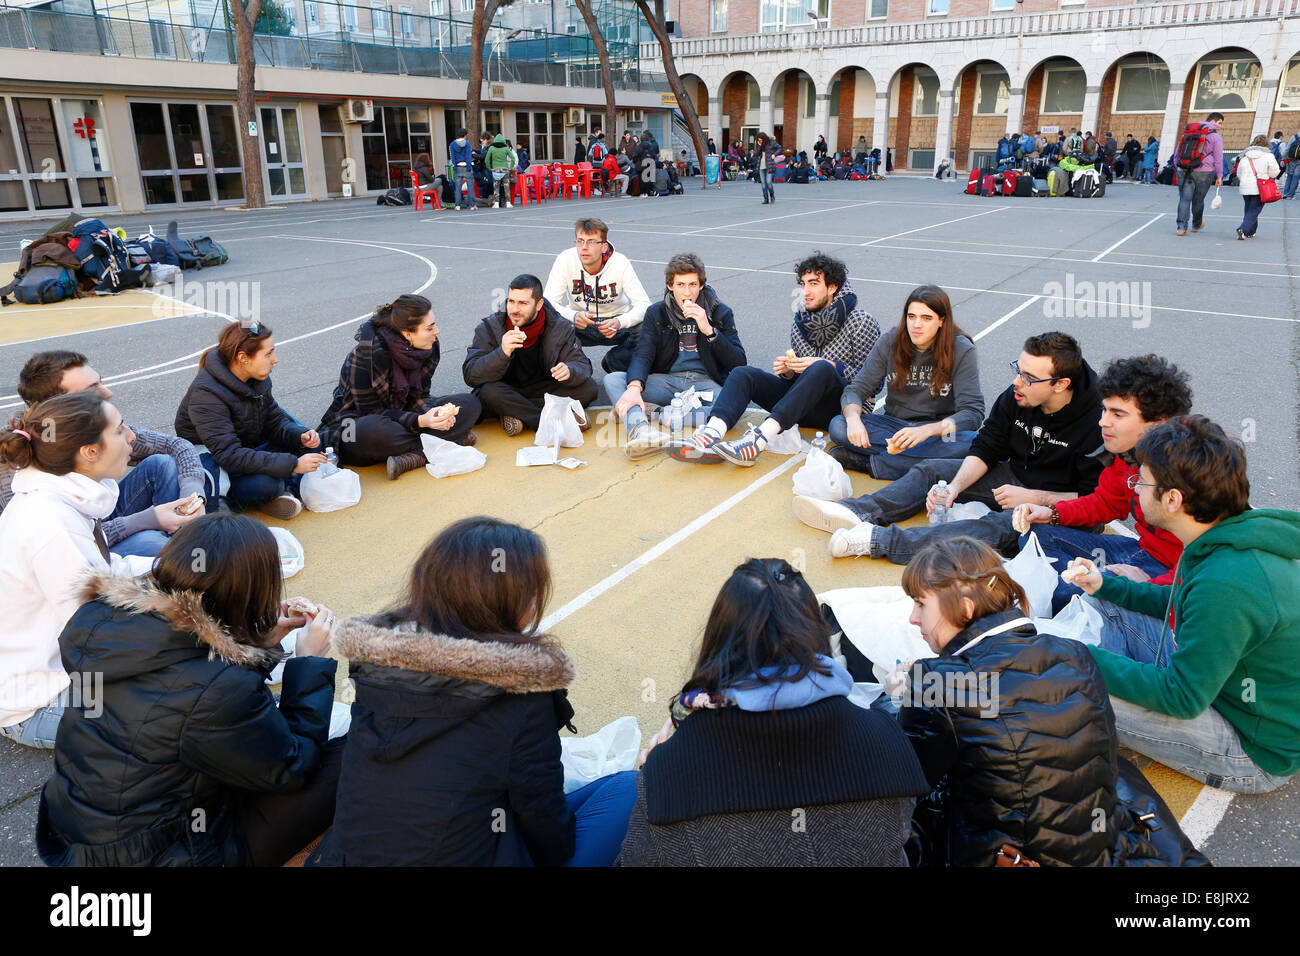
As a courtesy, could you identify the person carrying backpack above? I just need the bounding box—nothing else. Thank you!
[1066,129,1084,156]
[1283,130,1300,199]
[1173,112,1224,235]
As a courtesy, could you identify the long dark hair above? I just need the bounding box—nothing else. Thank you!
[0,392,109,474]
[200,322,273,371]
[402,516,552,642]
[373,294,431,335]
[151,513,284,644]
[681,558,832,697]
[891,285,968,397]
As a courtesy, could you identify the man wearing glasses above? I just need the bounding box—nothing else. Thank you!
[796,332,1104,565]
[543,217,651,375]
[1012,354,1193,614]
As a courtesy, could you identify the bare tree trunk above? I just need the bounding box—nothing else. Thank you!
[466,0,502,148]
[635,0,707,189]
[231,0,266,208]
[573,0,616,142]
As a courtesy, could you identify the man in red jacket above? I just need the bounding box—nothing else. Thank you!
[1013,354,1193,613]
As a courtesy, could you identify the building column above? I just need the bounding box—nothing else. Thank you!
[709,85,723,146]
[872,90,889,155]
[1253,77,1280,141]
[1080,84,1102,136]
[814,93,831,151]
[760,95,775,135]
[1158,84,1186,162]
[1006,87,1026,136]
[934,89,954,173]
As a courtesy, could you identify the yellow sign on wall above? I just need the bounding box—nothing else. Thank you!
[661,94,678,106]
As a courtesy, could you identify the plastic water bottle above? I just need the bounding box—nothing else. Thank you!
[812,431,827,452]
[929,480,950,525]
[668,397,684,430]
[320,447,339,478]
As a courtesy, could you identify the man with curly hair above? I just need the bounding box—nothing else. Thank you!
[1012,354,1193,613]
[674,252,880,466]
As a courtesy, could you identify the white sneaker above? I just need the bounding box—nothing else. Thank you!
[506,202,513,208]
[625,423,671,460]
[792,495,863,534]
[829,522,880,558]
[492,201,499,208]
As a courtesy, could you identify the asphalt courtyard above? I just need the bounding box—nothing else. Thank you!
[0,174,1297,867]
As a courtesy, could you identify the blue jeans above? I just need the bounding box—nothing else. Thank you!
[0,704,64,749]
[866,509,1022,566]
[603,369,716,430]
[1088,595,1175,667]
[1176,169,1215,229]
[828,413,975,480]
[1239,194,1263,236]
[451,166,472,207]
[563,770,638,867]
[201,445,302,513]
[1284,162,1300,198]
[1025,525,1170,615]
[110,454,180,558]
[710,362,843,432]
[760,167,774,201]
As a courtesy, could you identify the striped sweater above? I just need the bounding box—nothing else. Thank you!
[788,280,880,384]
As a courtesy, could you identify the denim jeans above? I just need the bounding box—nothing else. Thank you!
[1176,169,1216,229]
[110,454,180,558]
[451,166,472,207]
[562,770,638,867]
[1285,162,1300,199]
[603,369,716,431]
[866,510,1022,565]
[839,457,1019,526]
[827,413,975,480]
[1239,194,1264,236]
[0,704,65,749]
[1026,525,1170,614]
[709,362,843,432]
[1087,595,1175,667]
[760,167,774,202]
[201,445,303,513]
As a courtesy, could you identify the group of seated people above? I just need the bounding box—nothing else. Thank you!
[0,221,1296,866]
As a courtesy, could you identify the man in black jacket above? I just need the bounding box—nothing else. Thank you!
[606,253,746,459]
[463,274,597,436]
[795,332,1105,565]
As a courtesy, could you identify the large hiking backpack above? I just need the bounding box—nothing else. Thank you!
[966,168,982,195]
[1288,138,1300,162]
[377,186,412,206]
[1176,123,1213,171]
[1048,167,1071,197]
[1071,168,1104,198]
[982,173,998,197]
[3,265,79,305]
[136,232,180,267]
[1001,170,1020,196]
[188,236,229,268]
[833,166,851,180]
[589,141,606,163]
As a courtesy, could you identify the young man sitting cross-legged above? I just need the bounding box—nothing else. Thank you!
[794,332,1104,563]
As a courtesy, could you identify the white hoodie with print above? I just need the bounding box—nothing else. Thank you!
[543,244,651,330]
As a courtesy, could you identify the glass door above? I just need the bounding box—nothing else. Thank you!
[130,99,245,207]
[261,106,307,200]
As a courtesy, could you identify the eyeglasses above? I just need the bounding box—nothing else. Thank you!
[1009,360,1060,386]
[574,238,605,248]
[1126,475,1159,492]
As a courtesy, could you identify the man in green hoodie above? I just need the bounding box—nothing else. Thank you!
[1070,415,1300,794]
[485,133,514,209]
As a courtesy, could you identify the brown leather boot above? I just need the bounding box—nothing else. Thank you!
[386,451,427,480]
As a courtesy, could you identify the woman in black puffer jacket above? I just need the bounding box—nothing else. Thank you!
[37,514,342,867]
[896,537,1205,867]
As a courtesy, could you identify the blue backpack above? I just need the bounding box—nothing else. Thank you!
[4,265,79,305]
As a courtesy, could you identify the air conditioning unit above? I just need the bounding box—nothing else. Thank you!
[626,108,645,124]
[566,107,585,126]
[344,99,374,123]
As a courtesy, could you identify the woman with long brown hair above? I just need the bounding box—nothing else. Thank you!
[315,516,636,866]
[175,321,324,519]
[317,294,480,481]
[824,284,984,480]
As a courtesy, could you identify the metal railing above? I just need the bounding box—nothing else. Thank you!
[643,0,1300,58]
[0,5,670,91]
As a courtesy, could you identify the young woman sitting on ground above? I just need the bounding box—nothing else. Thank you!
[617,558,929,866]
[897,536,1204,867]
[317,294,481,481]
[825,284,984,481]
[0,392,135,750]
[314,516,636,866]
[37,513,341,866]
[175,322,324,520]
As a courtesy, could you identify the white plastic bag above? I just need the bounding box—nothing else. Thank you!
[819,586,935,684]
[1210,187,1222,210]
[535,393,586,449]
[559,715,641,794]
[792,446,853,500]
[300,466,362,513]
[766,426,804,456]
[420,433,487,478]
[946,500,992,522]
[270,526,305,579]
[1002,531,1058,619]
[1034,594,1103,646]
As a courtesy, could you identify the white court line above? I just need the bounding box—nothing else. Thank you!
[538,452,805,631]
[684,201,879,234]
[1178,786,1235,850]
[860,206,1008,246]
[1091,213,1164,262]
[972,296,1044,341]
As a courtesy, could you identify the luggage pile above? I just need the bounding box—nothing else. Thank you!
[2,218,228,306]
[964,159,1106,200]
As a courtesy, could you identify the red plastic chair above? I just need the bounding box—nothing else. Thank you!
[521,166,548,205]
[410,171,442,211]
[557,164,581,199]
[549,162,565,199]
[576,161,598,198]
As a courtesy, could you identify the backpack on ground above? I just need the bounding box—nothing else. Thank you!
[833,166,851,180]
[1014,173,1034,198]
[123,242,152,267]
[136,232,180,267]
[981,173,998,197]
[1071,168,1103,198]
[1001,170,1019,196]
[1048,167,1071,196]
[2,264,79,305]
[188,236,229,268]
[377,186,412,206]
[966,168,982,195]
[1176,123,1213,171]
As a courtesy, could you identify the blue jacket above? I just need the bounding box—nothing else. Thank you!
[1142,141,1159,172]
[995,137,1012,162]
[448,136,472,169]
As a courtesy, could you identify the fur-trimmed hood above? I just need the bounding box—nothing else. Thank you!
[73,569,281,677]
[335,613,575,694]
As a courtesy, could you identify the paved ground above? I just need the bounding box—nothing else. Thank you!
[0,175,1296,866]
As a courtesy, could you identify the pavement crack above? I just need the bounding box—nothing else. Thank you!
[527,455,671,532]
[0,788,40,814]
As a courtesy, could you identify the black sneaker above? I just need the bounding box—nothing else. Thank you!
[827,443,872,475]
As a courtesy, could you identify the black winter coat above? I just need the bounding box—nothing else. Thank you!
[175,355,306,478]
[317,317,440,447]
[462,300,593,390]
[624,285,746,388]
[37,571,336,867]
[313,614,578,866]
[899,609,1201,867]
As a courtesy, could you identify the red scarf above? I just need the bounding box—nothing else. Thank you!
[515,303,547,349]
